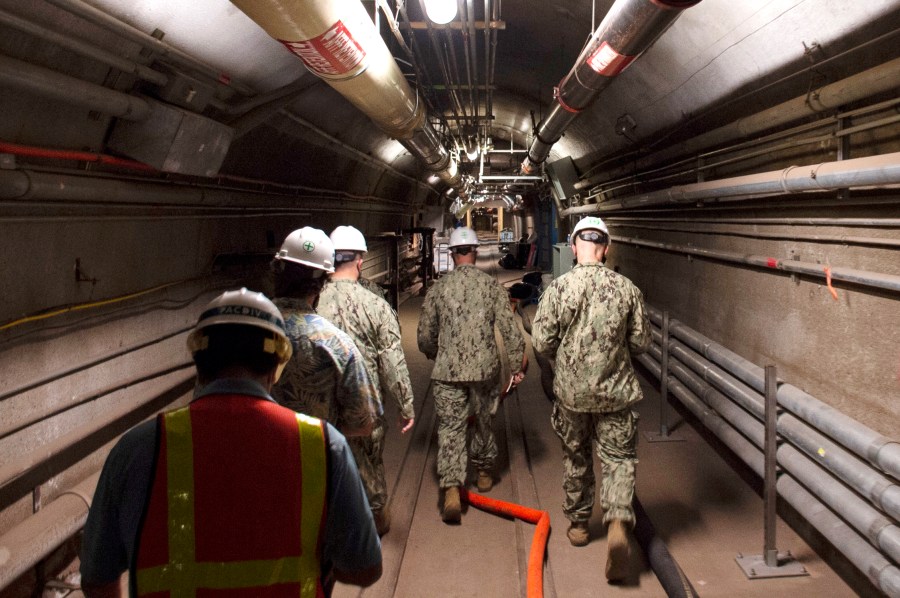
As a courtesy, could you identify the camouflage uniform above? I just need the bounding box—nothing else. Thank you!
[417,264,525,488]
[317,279,415,512]
[358,276,389,302]
[532,261,651,525]
[272,297,380,437]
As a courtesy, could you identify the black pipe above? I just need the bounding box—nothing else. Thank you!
[633,496,700,597]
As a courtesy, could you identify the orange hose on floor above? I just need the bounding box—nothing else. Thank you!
[460,488,550,598]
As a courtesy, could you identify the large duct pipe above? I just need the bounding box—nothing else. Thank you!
[575,57,900,190]
[0,472,99,589]
[0,7,168,87]
[230,0,468,199]
[563,151,900,215]
[521,0,701,174]
[0,54,150,121]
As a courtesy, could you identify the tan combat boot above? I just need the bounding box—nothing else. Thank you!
[373,506,391,536]
[442,486,461,523]
[566,521,589,547]
[605,519,633,582]
[476,470,493,492]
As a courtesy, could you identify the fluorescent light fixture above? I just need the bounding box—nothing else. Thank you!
[423,0,457,24]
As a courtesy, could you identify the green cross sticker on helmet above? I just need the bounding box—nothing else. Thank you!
[274,227,335,272]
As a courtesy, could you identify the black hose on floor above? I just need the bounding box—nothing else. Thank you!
[633,497,699,597]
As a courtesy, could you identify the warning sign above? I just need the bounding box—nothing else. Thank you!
[281,20,366,77]
[586,41,635,76]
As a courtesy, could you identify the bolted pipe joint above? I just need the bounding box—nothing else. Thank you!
[522,0,701,174]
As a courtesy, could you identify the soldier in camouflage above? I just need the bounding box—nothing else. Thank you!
[270,227,380,439]
[532,216,651,582]
[358,275,390,303]
[318,225,415,535]
[417,227,526,524]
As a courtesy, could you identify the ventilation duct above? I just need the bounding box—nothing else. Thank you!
[231,0,468,200]
[521,0,701,174]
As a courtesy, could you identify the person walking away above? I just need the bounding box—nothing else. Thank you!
[80,288,382,597]
[531,216,651,582]
[317,225,416,535]
[417,226,526,523]
[270,226,379,438]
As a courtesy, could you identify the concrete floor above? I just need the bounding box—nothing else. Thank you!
[334,249,865,598]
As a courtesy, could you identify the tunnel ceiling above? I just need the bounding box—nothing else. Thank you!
[2,0,899,209]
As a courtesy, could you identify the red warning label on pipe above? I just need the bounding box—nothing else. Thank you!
[586,41,636,76]
[281,21,366,77]
[766,258,778,268]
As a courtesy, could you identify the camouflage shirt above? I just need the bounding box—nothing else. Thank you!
[358,276,389,302]
[317,279,415,419]
[532,262,651,413]
[272,297,380,435]
[417,264,525,382]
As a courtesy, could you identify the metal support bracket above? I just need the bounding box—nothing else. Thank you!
[645,310,684,443]
[736,365,808,580]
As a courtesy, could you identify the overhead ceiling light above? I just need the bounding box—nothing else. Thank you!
[423,0,457,24]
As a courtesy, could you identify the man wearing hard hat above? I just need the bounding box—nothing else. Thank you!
[532,216,651,582]
[270,227,379,439]
[80,289,382,596]
[318,225,416,536]
[417,226,526,524]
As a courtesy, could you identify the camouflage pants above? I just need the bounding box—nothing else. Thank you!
[551,402,639,525]
[347,415,387,512]
[433,378,499,488]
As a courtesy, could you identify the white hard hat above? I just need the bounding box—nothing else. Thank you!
[330,225,367,252]
[187,288,293,377]
[571,216,610,243]
[275,227,335,273]
[449,226,479,249]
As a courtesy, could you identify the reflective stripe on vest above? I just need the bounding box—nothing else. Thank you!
[135,397,327,597]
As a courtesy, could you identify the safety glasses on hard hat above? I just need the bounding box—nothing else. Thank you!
[576,230,607,243]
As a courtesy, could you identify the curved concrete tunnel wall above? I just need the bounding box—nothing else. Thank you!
[607,221,899,438]
[0,0,898,593]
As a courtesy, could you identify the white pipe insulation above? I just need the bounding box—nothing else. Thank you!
[230,0,468,199]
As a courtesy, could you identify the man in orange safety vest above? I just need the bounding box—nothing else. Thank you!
[80,288,382,597]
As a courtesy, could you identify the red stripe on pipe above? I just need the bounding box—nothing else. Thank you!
[0,141,156,172]
[460,488,550,598]
[554,85,581,114]
[766,258,778,268]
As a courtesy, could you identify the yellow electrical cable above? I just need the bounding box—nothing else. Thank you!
[0,278,199,332]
